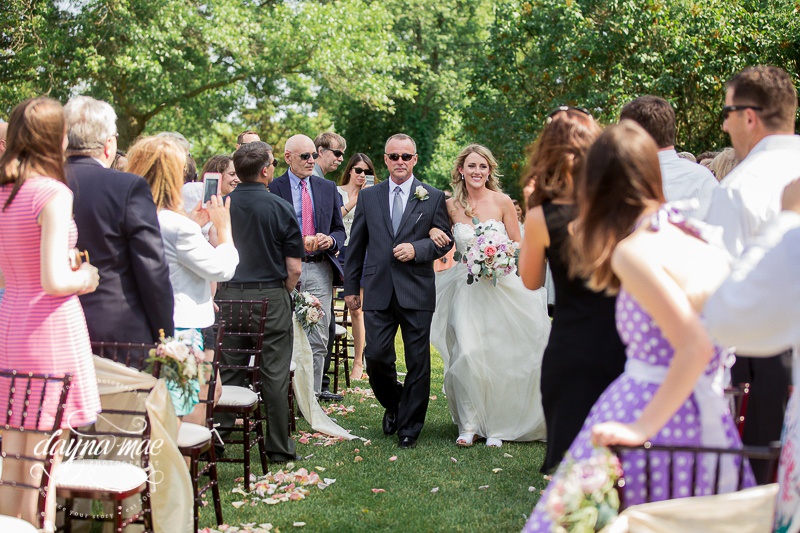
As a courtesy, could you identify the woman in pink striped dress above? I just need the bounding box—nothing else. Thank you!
[0,97,101,527]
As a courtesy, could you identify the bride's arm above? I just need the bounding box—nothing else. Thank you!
[518,206,549,289]
[592,236,716,447]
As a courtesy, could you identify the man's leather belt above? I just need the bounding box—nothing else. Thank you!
[302,254,327,263]
[219,281,284,289]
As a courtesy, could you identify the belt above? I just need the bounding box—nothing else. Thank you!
[219,281,284,289]
[302,254,327,263]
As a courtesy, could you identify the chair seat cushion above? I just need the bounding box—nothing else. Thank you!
[0,515,38,532]
[335,324,347,337]
[218,385,258,408]
[55,459,148,492]
[177,422,212,448]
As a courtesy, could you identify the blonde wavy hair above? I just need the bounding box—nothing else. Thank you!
[450,144,502,217]
[127,135,187,212]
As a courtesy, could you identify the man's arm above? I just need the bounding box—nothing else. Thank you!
[125,177,175,338]
[285,256,302,293]
[411,190,453,263]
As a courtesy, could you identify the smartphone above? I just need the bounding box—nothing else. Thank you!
[202,172,221,206]
[365,174,375,186]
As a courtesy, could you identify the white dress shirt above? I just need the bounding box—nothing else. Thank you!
[158,209,240,328]
[389,176,414,220]
[705,134,800,257]
[658,149,718,221]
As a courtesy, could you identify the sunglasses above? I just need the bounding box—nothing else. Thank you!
[546,105,592,121]
[323,147,345,158]
[353,167,373,175]
[269,159,279,168]
[721,105,763,120]
[386,153,416,162]
[298,152,319,161]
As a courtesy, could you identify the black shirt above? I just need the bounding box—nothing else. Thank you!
[226,182,304,283]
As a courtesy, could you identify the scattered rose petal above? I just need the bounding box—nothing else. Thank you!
[492,468,503,473]
[528,486,536,492]
[318,483,328,490]
[479,485,489,490]
[450,457,458,463]
[232,501,246,509]
[430,395,437,400]
[304,454,315,460]
[431,487,439,493]
[360,426,369,429]
[293,522,306,527]
[503,453,513,458]
[324,478,336,484]
[354,456,363,462]
[353,448,360,453]
[315,466,325,471]
[363,440,372,445]
[389,455,397,462]
[371,488,386,493]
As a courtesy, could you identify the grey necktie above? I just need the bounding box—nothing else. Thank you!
[392,187,403,236]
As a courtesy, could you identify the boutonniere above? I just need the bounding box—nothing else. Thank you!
[414,185,429,201]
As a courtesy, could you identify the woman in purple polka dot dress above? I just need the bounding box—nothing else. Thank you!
[523,122,751,532]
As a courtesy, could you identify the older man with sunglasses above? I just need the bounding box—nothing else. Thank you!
[705,65,800,483]
[271,134,346,400]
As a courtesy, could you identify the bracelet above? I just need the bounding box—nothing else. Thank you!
[343,206,350,214]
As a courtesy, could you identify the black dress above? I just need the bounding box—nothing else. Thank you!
[539,201,627,473]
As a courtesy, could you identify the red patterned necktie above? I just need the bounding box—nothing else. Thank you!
[300,179,316,236]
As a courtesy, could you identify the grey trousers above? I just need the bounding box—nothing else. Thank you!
[214,285,296,461]
[299,261,333,395]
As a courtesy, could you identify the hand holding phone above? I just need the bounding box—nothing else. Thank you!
[364,174,375,187]
[202,172,222,207]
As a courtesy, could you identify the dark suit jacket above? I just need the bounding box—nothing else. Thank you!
[270,172,346,284]
[66,156,174,345]
[343,178,453,311]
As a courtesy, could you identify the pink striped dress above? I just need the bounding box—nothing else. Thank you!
[0,177,100,429]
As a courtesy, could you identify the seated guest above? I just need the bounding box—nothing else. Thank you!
[0,97,101,527]
[64,96,174,363]
[524,121,749,532]
[127,136,240,416]
[214,141,303,463]
[705,178,800,533]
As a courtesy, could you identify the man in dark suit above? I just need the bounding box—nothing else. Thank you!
[270,134,346,398]
[344,133,453,449]
[64,96,174,365]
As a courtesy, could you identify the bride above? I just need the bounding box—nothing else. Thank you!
[430,144,550,447]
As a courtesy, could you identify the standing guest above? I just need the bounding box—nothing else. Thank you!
[214,141,302,463]
[337,153,377,380]
[0,97,101,527]
[619,95,719,220]
[313,131,346,398]
[708,147,739,182]
[704,178,800,533]
[236,130,260,150]
[518,106,625,473]
[111,149,128,171]
[65,96,174,363]
[127,136,239,416]
[271,134,346,400]
[524,121,749,532]
[430,144,550,448]
[705,66,800,481]
[343,133,453,449]
[202,155,241,196]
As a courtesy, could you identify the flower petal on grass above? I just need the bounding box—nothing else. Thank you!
[371,488,386,493]
[479,485,489,490]
[354,456,363,462]
[232,501,246,509]
[528,486,536,492]
[293,522,306,527]
[389,455,397,462]
[503,453,513,458]
[492,468,503,473]
[450,457,458,463]
[431,487,439,493]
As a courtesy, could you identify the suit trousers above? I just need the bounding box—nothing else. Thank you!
[214,285,296,461]
[364,292,433,439]
[299,261,333,395]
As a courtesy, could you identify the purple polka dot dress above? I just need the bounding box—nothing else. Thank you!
[523,289,750,532]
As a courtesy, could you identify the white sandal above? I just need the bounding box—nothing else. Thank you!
[456,433,477,447]
[486,437,502,448]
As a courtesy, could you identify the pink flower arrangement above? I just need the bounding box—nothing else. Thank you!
[454,218,520,286]
[147,329,211,400]
[544,447,622,532]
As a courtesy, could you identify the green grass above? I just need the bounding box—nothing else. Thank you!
[199,336,548,532]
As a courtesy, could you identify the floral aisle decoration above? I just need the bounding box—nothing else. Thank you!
[147,328,211,400]
[453,218,520,286]
[544,447,623,533]
[293,290,325,332]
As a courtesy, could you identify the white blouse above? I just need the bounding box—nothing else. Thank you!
[337,186,355,246]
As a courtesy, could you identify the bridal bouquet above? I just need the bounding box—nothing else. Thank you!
[146,329,211,400]
[293,290,325,332]
[454,218,520,286]
[544,447,623,533]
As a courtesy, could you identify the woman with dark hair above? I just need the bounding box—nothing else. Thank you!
[518,107,625,474]
[524,121,750,531]
[430,143,550,448]
[201,154,240,196]
[337,153,376,380]
[0,97,101,526]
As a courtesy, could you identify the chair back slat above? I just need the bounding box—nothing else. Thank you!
[215,298,268,386]
[91,341,158,376]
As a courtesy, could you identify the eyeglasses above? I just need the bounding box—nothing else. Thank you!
[322,147,345,158]
[269,159,279,168]
[385,153,416,162]
[298,152,319,161]
[546,105,592,121]
[721,105,763,120]
[353,167,373,175]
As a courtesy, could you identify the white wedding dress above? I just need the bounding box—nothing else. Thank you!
[431,220,550,442]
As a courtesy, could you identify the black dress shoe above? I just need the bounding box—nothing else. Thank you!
[319,390,344,402]
[398,436,417,449]
[270,454,302,464]
[382,410,398,435]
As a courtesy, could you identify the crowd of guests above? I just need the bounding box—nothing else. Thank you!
[0,63,799,532]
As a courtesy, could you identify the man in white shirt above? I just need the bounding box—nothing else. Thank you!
[705,65,800,480]
[619,95,718,220]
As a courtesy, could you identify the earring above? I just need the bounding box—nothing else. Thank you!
[460,174,465,180]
